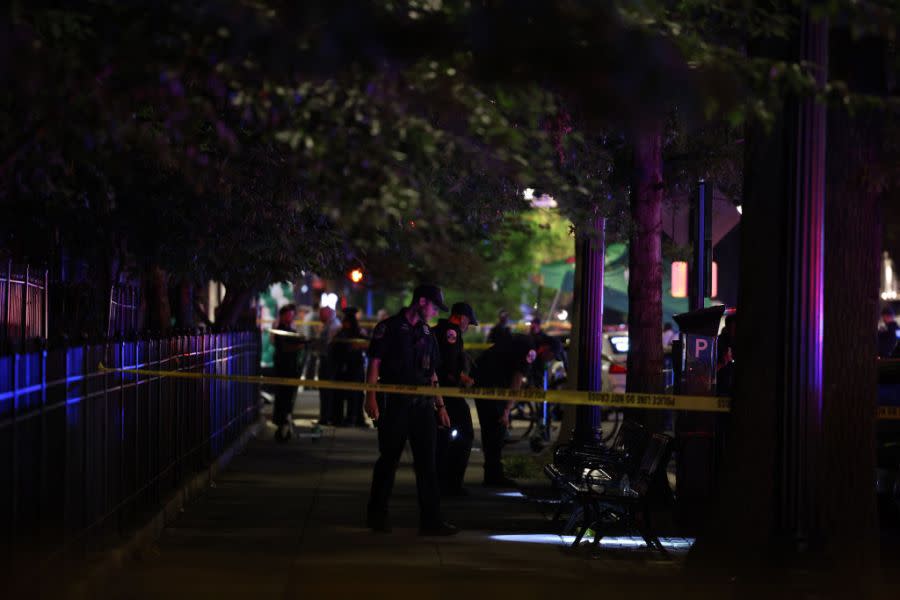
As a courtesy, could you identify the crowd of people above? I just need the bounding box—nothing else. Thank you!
[274,295,895,535]
[271,284,553,536]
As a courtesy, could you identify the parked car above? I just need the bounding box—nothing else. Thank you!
[543,330,628,393]
[602,331,628,393]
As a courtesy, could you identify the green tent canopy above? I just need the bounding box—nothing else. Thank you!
[539,243,690,325]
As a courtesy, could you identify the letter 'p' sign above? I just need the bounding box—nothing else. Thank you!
[694,338,708,358]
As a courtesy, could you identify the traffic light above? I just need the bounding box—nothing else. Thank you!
[349,268,364,284]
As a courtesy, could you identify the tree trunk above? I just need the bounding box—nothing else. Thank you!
[214,285,255,330]
[142,265,172,333]
[688,11,837,582]
[817,28,883,583]
[687,56,788,573]
[173,279,194,329]
[627,121,665,428]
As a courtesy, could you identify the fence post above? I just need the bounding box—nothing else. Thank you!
[11,353,19,543]
[107,286,114,338]
[131,287,137,334]
[22,265,29,349]
[43,269,48,340]
[39,347,47,540]
[5,260,12,353]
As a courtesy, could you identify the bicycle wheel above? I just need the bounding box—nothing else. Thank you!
[506,401,538,442]
[599,408,622,444]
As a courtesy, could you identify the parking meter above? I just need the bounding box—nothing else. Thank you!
[672,305,727,529]
[673,305,724,396]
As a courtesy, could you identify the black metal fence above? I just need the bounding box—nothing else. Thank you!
[0,262,48,355]
[107,284,140,338]
[0,331,260,577]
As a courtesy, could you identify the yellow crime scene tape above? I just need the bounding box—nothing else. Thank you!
[99,362,727,413]
[291,319,571,329]
[97,362,900,420]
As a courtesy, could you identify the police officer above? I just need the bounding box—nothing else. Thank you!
[434,302,478,496]
[527,315,567,388]
[271,304,305,442]
[316,306,342,425]
[365,285,458,536]
[488,309,512,345]
[472,333,536,486]
[328,307,368,427]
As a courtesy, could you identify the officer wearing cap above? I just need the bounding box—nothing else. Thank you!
[365,284,458,536]
[433,302,478,496]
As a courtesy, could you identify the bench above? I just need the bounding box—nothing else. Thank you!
[566,432,674,556]
[544,421,650,524]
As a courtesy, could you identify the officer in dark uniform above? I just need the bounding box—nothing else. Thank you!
[328,307,368,427]
[488,309,512,345]
[365,285,458,536]
[472,333,536,486]
[433,302,478,496]
[528,315,567,388]
[271,304,305,442]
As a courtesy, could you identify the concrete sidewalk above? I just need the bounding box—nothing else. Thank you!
[96,392,685,599]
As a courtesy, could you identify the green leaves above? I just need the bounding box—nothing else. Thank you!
[5,0,895,304]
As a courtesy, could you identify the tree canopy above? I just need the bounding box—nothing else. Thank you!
[1,1,614,298]
[2,0,897,330]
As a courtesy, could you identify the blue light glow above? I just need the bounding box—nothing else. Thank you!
[495,491,525,498]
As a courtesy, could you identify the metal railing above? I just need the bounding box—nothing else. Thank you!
[107,284,140,338]
[0,262,48,355]
[0,331,260,577]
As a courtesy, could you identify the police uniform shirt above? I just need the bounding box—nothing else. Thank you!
[533,331,564,362]
[433,319,465,387]
[272,322,300,376]
[473,339,532,388]
[330,327,366,378]
[368,312,440,386]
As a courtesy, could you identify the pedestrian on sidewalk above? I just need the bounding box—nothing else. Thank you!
[434,302,478,497]
[527,315,566,388]
[472,334,536,487]
[316,305,342,425]
[365,284,458,536]
[716,313,737,396]
[487,309,512,345]
[329,307,368,427]
[271,304,305,442]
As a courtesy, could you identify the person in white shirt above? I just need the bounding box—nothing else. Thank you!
[662,322,677,349]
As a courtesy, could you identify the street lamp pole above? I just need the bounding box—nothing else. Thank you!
[689,179,713,312]
[572,215,606,445]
